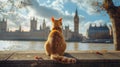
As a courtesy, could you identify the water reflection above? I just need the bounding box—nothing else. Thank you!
[74,43,78,51]
[0,40,115,51]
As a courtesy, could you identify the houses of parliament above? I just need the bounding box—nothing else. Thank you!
[0,9,112,41]
[0,9,83,41]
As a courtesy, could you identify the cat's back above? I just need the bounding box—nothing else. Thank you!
[48,30,63,40]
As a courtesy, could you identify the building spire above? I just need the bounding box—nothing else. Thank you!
[43,18,45,23]
[43,18,46,29]
[74,8,79,34]
[75,8,78,17]
[19,25,22,32]
[90,23,92,27]
[40,25,42,30]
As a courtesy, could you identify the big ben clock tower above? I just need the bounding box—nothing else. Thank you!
[71,9,82,41]
[74,8,79,34]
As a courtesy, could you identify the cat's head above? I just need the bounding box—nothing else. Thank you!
[51,17,62,28]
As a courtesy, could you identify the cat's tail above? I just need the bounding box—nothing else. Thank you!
[50,54,76,64]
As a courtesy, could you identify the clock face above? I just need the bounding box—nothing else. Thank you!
[75,18,77,22]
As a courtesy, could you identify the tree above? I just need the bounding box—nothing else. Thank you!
[0,0,32,29]
[102,0,120,50]
[87,0,120,50]
[0,0,31,18]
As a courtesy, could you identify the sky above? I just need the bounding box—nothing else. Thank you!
[0,0,115,36]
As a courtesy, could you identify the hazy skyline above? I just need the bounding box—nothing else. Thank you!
[0,0,113,36]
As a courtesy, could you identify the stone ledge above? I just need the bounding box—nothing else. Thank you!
[0,60,120,67]
[0,51,120,67]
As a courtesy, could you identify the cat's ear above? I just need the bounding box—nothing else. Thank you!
[59,18,62,22]
[51,17,54,22]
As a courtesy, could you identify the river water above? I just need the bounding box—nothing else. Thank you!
[0,40,115,51]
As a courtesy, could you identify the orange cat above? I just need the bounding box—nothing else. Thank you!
[44,17,76,64]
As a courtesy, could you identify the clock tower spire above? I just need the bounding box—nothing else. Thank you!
[74,8,79,34]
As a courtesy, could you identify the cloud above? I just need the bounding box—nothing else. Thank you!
[84,20,106,29]
[1,0,92,32]
[50,0,64,10]
[1,0,107,34]
[1,0,76,31]
[2,0,86,32]
[6,14,29,31]
[0,0,7,2]
[71,0,104,15]
[27,0,85,30]
[0,0,30,31]
[28,0,67,18]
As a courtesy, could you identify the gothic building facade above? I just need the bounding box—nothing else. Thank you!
[87,23,111,39]
[74,9,79,34]
[30,17,37,31]
[0,18,50,40]
[63,25,72,40]
[0,9,83,41]
[70,9,83,41]
[0,19,7,32]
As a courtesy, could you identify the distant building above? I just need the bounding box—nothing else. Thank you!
[0,18,7,32]
[0,9,83,41]
[70,9,83,41]
[37,19,50,40]
[42,19,46,29]
[74,9,79,34]
[0,18,50,40]
[87,23,111,39]
[30,17,37,31]
[29,18,50,40]
[63,25,72,40]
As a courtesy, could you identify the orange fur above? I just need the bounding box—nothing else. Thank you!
[44,17,76,64]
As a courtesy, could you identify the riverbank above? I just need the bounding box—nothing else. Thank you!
[0,39,114,43]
